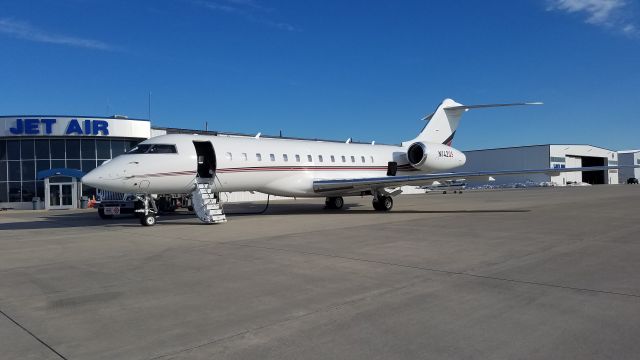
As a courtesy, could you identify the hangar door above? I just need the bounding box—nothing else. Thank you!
[581,156,606,184]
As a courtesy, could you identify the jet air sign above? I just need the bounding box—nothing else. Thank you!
[0,117,151,138]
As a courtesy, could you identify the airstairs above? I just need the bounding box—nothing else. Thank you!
[191,178,227,224]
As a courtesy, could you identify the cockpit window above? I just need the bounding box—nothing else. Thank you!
[126,144,177,154]
[148,144,177,153]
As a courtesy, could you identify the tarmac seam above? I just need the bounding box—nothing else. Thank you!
[0,308,68,360]
[224,242,640,299]
[147,278,423,359]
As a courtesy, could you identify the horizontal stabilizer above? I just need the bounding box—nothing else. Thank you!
[443,102,543,111]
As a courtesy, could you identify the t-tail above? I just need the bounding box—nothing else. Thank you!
[402,99,543,147]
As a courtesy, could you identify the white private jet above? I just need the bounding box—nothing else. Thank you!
[81,98,622,226]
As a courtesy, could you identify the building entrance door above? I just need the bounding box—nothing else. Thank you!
[45,176,78,209]
[49,183,74,209]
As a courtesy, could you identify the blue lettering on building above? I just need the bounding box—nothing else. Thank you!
[9,118,109,135]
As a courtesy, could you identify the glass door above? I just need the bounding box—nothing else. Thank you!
[50,185,61,207]
[48,183,75,209]
[61,184,73,206]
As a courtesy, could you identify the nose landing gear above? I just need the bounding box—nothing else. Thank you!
[136,194,158,226]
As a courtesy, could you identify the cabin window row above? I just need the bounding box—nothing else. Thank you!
[225,152,375,164]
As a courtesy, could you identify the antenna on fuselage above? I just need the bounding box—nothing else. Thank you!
[255,132,261,139]
[346,138,352,143]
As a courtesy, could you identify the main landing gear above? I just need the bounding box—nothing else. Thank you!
[372,195,393,211]
[325,196,344,209]
[136,194,159,226]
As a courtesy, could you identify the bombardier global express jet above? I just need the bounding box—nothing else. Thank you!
[82,99,624,226]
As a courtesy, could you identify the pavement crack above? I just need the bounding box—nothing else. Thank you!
[0,308,68,360]
[223,242,640,299]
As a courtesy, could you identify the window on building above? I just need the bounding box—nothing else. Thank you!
[341,156,346,163]
[283,154,288,162]
[550,156,566,163]
[307,155,312,162]
[22,181,35,202]
[8,161,20,181]
[241,153,248,161]
[66,159,81,170]
[0,140,5,161]
[96,140,111,159]
[256,153,262,161]
[270,154,275,161]
[330,155,335,162]
[20,140,34,159]
[66,139,80,159]
[82,160,96,173]
[351,156,355,163]
[7,140,20,160]
[0,161,6,182]
[295,154,300,162]
[21,161,35,181]
[8,182,21,202]
[0,182,7,203]
[34,140,48,160]
[81,139,95,159]
[111,140,126,157]
[50,140,65,159]
[225,152,232,160]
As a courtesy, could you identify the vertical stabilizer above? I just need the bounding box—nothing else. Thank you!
[403,98,465,146]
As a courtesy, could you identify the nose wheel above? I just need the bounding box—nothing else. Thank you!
[135,194,158,226]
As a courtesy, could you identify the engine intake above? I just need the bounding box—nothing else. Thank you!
[406,142,466,171]
[407,142,428,167]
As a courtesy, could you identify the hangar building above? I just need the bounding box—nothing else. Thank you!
[459,144,619,187]
[618,150,640,183]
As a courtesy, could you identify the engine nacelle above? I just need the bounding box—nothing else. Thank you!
[406,142,466,171]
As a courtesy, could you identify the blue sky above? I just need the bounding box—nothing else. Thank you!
[0,0,638,150]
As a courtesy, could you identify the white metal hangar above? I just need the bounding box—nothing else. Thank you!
[618,150,640,183]
[458,144,619,187]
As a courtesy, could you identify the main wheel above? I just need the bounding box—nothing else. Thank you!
[98,208,113,219]
[140,214,157,226]
[325,196,344,209]
[372,196,393,211]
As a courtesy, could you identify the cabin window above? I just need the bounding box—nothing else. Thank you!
[241,153,248,161]
[318,155,324,163]
[295,154,300,162]
[330,155,335,162]
[256,153,262,161]
[341,155,346,163]
[270,154,276,161]
[370,156,374,163]
[307,155,312,162]
[283,154,289,162]
[225,152,232,160]
[361,156,365,163]
[351,156,355,163]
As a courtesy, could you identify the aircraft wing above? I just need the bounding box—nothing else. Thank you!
[313,166,630,193]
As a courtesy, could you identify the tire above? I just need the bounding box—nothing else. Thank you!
[373,196,393,211]
[188,206,194,212]
[98,208,113,219]
[140,214,157,226]
[326,196,344,209]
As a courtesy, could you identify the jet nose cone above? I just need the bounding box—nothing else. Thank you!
[81,170,101,188]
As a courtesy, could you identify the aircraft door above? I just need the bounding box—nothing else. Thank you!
[193,141,217,178]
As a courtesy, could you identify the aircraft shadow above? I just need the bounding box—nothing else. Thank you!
[0,204,530,230]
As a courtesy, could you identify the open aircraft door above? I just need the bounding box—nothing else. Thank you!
[193,141,216,178]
